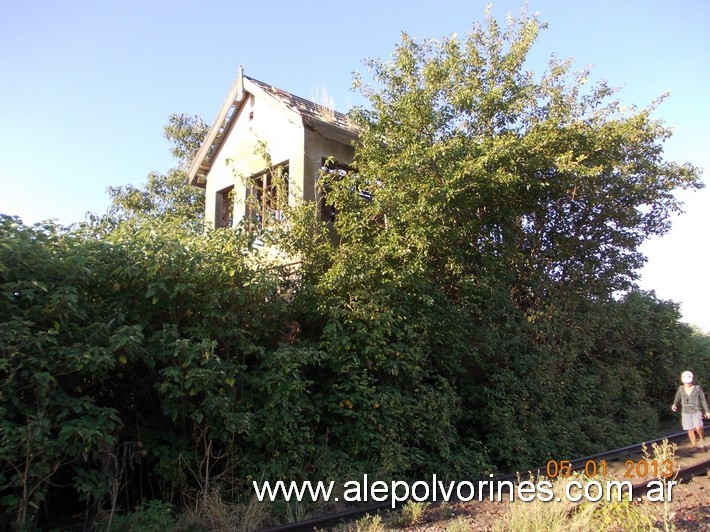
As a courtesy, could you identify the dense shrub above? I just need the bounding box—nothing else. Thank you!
[2,9,709,530]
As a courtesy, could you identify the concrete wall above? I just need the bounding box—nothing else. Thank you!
[303,127,355,207]
[204,90,355,228]
[204,92,304,228]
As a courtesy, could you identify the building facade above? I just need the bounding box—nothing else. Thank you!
[188,67,357,230]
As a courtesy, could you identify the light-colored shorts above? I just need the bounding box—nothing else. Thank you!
[682,412,703,431]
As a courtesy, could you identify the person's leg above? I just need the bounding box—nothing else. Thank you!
[696,425,705,449]
[688,429,697,449]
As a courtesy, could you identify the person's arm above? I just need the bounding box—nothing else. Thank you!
[672,386,682,411]
[699,386,710,416]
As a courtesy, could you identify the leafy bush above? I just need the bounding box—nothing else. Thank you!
[2,7,709,530]
[105,499,175,531]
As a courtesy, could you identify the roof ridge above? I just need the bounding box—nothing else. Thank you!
[244,75,351,126]
[188,70,357,188]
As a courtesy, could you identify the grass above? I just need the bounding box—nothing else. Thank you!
[349,513,387,532]
[493,476,596,532]
[397,500,429,526]
[643,438,679,532]
[447,515,471,531]
[129,440,682,532]
[492,473,654,532]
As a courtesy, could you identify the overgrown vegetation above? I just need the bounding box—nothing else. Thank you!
[495,440,680,531]
[1,7,708,530]
[493,474,649,532]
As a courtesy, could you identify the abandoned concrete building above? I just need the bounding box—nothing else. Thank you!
[187,67,358,231]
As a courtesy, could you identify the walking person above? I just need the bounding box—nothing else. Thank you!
[671,371,710,451]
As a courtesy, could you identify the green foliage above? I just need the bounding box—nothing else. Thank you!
[351,513,386,532]
[106,114,207,226]
[683,330,710,393]
[164,113,209,164]
[322,6,705,471]
[345,8,701,302]
[0,215,309,528]
[2,7,709,530]
[106,167,205,225]
[106,499,175,531]
[0,216,122,529]
[398,501,429,526]
[473,290,695,467]
[311,245,481,476]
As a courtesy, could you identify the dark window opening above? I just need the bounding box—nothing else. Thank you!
[319,159,352,222]
[248,162,289,229]
[216,185,234,228]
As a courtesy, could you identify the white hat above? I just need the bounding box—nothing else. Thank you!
[682,371,694,384]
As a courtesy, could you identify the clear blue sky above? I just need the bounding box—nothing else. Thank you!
[1,0,708,330]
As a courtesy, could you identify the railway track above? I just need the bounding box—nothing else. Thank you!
[262,427,710,531]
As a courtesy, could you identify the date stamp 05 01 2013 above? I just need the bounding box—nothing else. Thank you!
[546,459,674,480]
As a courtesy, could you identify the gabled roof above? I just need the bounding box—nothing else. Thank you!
[188,67,358,187]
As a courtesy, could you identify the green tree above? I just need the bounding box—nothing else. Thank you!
[316,6,703,470]
[2,8,707,527]
[0,217,121,529]
[106,114,207,224]
[0,215,306,527]
[339,7,701,303]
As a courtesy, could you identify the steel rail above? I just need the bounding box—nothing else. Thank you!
[631,456,710,498]
[261,426,706,532]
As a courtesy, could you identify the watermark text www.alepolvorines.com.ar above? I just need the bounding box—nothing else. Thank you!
[252,474,677,509]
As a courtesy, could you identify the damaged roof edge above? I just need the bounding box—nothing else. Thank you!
[187,66,246,187]
[187,67,358,188]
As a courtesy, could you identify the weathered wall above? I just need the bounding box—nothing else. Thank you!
[204,87,355,228]
[204,91,304,228]
[303,127,355,208]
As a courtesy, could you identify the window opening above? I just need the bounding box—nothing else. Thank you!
[248,162,289,229]
[319,159,353,222]
[216,185,234,228]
